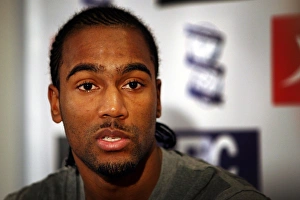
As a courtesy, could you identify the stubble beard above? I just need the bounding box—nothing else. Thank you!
[73,120,155,179]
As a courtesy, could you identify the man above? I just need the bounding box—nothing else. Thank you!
[5,5,270,200]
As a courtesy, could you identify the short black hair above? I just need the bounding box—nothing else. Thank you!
[50,5,159,89]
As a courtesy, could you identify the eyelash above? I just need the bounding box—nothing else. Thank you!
[76,80,145,92]
[77,81,98,92]
[122,80,145,90]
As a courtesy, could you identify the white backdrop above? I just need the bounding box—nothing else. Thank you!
[23,0,300,199]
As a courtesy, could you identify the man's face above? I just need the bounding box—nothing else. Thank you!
[48,26,161,178]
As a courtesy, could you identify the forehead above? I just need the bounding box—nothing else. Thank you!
[61,26,154,74]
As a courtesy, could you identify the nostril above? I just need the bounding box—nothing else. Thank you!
[98,100,128,119]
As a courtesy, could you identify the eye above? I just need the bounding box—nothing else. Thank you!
[123,80,144,90]
[77,82,98,92]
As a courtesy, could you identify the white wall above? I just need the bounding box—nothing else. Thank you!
[0,0,24,199]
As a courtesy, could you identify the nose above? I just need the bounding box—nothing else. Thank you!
[97,87,128,119]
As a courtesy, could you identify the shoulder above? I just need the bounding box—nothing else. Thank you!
[158,149,270,200]
[4,167,81,200]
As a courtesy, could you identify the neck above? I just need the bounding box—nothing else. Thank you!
[75,146,162,200]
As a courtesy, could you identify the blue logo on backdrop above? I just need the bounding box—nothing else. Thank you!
[185,24,225,104]
[175,130,260,189]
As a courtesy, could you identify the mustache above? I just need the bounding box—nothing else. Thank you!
[88,120,137,135]
[99,120,128,131]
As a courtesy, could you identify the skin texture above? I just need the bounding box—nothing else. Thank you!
[48,26,162,199]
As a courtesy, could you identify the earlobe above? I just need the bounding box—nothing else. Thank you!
[156,79,162,118]
[48,84,62,123]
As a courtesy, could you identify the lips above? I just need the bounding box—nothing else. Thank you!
[96,129,130,152]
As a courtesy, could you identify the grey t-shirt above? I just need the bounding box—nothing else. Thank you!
[5,148,270,200]
[150,149,269,200]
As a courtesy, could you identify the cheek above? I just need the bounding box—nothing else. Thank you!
[127,95,157,133]
[129,94,157,116]
[60,95,95,136]
[62,92,95,115]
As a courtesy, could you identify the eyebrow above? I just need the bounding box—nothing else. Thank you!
[66,62,152,81]
[122,63,152,78]
[66,63,104,81]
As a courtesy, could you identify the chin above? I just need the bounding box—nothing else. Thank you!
[95,160,138,178]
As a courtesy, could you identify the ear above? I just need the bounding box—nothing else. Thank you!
[156,79,162,118]
[48,84,62,123]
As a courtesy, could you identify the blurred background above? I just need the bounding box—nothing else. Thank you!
[1,0,300,199]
